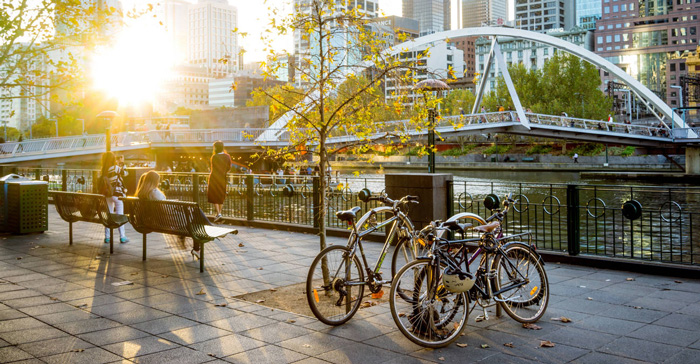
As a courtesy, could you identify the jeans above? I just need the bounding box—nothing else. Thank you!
[105,196,126,239]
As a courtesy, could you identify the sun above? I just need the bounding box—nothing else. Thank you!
[91,19,174,106]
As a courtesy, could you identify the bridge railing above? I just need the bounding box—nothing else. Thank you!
[148,129,291,144]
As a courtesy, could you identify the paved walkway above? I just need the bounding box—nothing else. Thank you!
[1,210,699,364]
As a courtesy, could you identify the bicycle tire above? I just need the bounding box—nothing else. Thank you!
[492,242,549,323]
[306,245,365,325]
[389,258,468,348]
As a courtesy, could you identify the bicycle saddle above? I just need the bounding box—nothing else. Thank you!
[473,221,500,233]
[442,220,473,234]
[336,206,361,223]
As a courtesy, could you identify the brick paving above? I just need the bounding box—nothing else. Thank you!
[0,209,699,363]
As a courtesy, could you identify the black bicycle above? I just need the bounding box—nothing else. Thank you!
[389,193,549,348]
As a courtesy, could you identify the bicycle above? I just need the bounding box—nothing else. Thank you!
[389,193,549,348]
[306,192,428,325]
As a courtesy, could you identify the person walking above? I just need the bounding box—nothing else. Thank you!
[573,153,579,163]
[100,152,129,244]
[207,140,231,222]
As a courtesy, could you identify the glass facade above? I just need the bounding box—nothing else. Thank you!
[402,0,450,35]
[576,0,601,30]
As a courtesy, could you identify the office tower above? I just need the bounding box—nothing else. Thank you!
[594,0,700,106]
[293,0,379,88]
[402,0,451,35]
[514,0,575,32]
[188,0,239,78]
[159,0,191,64]
[462,0,507,28]
[368,16,420,46]
[576,0,601,30]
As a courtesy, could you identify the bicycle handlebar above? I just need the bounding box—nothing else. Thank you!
[367,194,419,208]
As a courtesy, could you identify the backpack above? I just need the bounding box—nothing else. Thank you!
[99,176,114,197]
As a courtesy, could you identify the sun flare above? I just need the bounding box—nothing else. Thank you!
[91,19,174,105]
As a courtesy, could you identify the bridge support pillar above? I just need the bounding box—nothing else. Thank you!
[687,147,700,175]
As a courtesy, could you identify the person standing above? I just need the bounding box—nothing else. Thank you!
[100,152,129,244]
[207,140,231,222]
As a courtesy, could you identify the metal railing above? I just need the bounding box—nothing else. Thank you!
[12,166,700,267]
[449,181,700,266]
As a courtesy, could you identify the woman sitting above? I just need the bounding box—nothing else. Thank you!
[135,171,200,256]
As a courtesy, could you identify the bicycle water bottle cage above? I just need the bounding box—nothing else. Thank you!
[336,206,361,223]
[473,221,500,233]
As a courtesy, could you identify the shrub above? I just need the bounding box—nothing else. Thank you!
[441,144,476,156]
[483,144,511,154]
[571,143,604,156]
[526,144,552,155]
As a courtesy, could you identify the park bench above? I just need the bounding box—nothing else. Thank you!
[522,157,535,162]
[121,197,237,272]
[52,191,128,254]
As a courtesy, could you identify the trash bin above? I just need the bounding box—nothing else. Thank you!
[0,174,31,232]
[3,178,48,234]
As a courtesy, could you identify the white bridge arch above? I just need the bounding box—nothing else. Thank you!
[258,26,692,143]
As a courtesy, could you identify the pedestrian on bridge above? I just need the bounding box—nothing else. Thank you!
[207,141,232,223]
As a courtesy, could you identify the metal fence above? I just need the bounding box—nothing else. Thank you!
[449,181,700,266]
[11,166,700,267]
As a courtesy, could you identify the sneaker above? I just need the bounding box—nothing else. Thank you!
[213,214,223,222]
[104,238,110,244]
[120,237,130,243]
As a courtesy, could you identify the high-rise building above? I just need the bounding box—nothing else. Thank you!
[293,0,379,88]
[462,0,507,28]
[158,0,191,64]
[402,0,451,36]
[575,0,602,30]
[514,0,575,32]
[368,16,420,46]
[451,35,479,90]
[188,0,239,78]
[594,1,700,107]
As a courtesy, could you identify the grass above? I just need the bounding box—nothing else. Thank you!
[441,144,476,156]
[570,143,605,156]
[526,144,552,155]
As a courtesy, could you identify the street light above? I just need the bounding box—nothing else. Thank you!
[49,119,58,138]
[77,119,85,135]
[413,79,450,174]
[97,111,118,152]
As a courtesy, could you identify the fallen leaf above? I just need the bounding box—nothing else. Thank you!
[238,243,245,247]
[269,288,277,292]
[214,303,227,307]
[480,344,490,349]
[398,312,406,317]
[160,275,168,278]
[633,306,643,309]
[626,277,635,281]
[475,316,485,322]
[208,353,216,357]
[438,357,445,361]
[130,272,138,276]
[302,344,311,348]
[196,289,206,295]
[50,297,58,301]
[586,297,593,300]
[453,322,460,330]
[522,323,542,330]
[540,340,555,348]
[255,299,265,303]
[674,280,682,284]
[287,319,296,323]
[551,317,572,323]
[76,304,88,308]
[456,343,468,348]
[16,257,21,260]
[257,267,264,270]
[111,281,134,287]
[70,348,85,352]
[504,342,515,348]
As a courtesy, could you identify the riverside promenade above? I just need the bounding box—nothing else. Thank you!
[1,210,699,363]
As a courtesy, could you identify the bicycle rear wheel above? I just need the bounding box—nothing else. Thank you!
[306,245,365,325]
[492,242,549,323]
[389,259,468,348]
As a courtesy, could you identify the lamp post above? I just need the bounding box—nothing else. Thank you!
[77,119,85,135]
[97,111,118,152]
[413,79,450,173]
[49,119,58,137]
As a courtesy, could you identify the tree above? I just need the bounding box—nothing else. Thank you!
[257,0,416,254]
[247,84,305,122]
[443,88,476,116]
[484,53,611,120]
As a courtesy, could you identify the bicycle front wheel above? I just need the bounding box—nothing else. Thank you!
[493,242,549,323]
[389,259,468,348]
[306,245,365,325]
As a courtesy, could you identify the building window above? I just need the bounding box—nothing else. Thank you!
[604,7,610,14]
[597,36,603,43]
